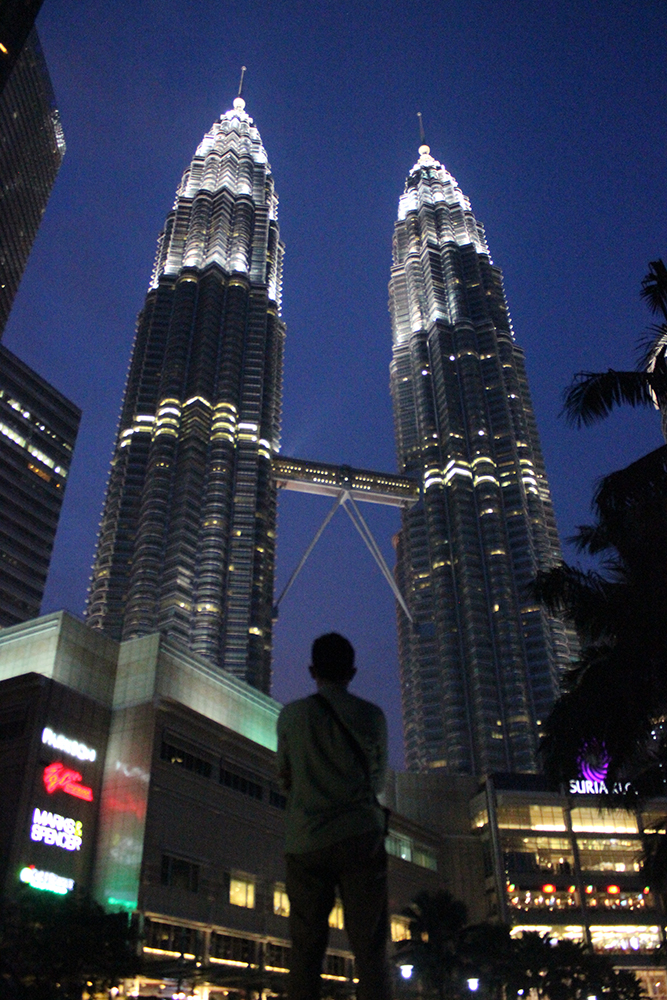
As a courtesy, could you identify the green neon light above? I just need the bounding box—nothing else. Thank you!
[19,866,74,895]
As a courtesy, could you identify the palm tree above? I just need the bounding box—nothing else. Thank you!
[396,890,468,1000]
[532,259,667,793]
[562,259,667,434]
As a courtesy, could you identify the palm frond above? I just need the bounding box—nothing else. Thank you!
[562,369,667,426]
[640,259,667,325]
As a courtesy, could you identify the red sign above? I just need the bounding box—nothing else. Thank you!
[43,762,93,802]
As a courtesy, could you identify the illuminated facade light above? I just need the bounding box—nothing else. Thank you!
[86,89,285,694]
[43,762,93,801]
[19,866,74,895]
[389,140,573,774]
[42,727,97,761]
[30,807,83,851]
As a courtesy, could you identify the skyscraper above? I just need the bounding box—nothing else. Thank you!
[389,140,571,775]
[0,27,65,337]
[87,93,285,694]
[0,1,44,96]
[0,344,80,626]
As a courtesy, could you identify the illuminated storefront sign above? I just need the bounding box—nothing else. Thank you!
[30,808,82,851]
[19,865,74,895]
[42,727,96,762]
[568,778,631,795]
[43,762,93,801]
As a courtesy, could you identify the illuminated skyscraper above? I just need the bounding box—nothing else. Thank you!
[0,27,65,337]
[389,141,571,774]
[87,93,284,693]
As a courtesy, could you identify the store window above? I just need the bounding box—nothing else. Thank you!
[511,924,584,943]
[496,803,565,831]
[274,885,290,917]
[582,884,652,910]
[570,808,638,834]
[329,899,344,930]
[506,884,579,912]
[501,834,573,875]
[229,875,255,908]
[576,837,642,873]
[589,925,661,954]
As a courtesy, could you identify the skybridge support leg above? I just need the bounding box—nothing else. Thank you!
[342,494,413,623]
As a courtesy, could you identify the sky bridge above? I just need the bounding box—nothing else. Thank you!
[272,456,419,622]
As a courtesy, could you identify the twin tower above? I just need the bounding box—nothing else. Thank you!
[86,94,572,777]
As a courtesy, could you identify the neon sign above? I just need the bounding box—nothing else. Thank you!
[19,865,74,895]
[43,762,93,801]
[569,741,630,795]
[30,808,82,851]
[42,727,96,762]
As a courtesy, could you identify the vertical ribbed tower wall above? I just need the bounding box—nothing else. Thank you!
[389,144,571,774]
[87,97,285,693]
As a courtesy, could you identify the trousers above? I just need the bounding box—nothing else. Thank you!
[285,828,391,1000]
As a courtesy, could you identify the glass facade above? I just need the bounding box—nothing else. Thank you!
[388,143,573,773]
[0,28,65,337]
[87,96,285,692]
[0,345,80,625]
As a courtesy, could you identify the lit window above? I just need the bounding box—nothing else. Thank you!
[274,886,290,917]
[230,876,255,908]
[328,899,344,929]
[391,915,411,942]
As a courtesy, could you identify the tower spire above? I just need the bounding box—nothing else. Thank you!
[417,111,430,156]
[238,65,246,98]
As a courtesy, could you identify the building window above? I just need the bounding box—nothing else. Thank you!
[576,836,642,873]
[570,808,638,834]
[270,787,287,810]
[220,764,263,801]
[230,876,255,908]
[210,932,255,966]
[391,915,411,942]
[496,803,566,831]
[161,854,199,892]
[386,832,412,862]
[589,925,661,954]
[265,941,291,972]
[274,885,290,917]
[511,924,584,944]
[328,899,344,930]
[161,740,212,778]
[324,953,348,980]
[144,919,198,957]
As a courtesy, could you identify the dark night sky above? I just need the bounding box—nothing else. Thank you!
[4,1,666,769]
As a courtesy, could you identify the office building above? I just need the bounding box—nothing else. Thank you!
[87,94,285,693]
[0,27,65,336]
[0,1,45,96]
[389,141,572,774]
[0,612,446,998]
[0,344,80,626]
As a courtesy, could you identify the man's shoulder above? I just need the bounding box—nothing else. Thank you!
[278,695,317,726]
[326,686,386,724]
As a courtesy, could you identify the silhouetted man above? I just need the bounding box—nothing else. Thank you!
[277,633,391,1000]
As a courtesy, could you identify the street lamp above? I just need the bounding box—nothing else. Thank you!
[467,978,480,991]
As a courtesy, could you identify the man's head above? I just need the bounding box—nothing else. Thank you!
[310,633,356,685]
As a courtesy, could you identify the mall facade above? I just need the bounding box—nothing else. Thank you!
[1,612,665,998]
[0,612,448,997]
